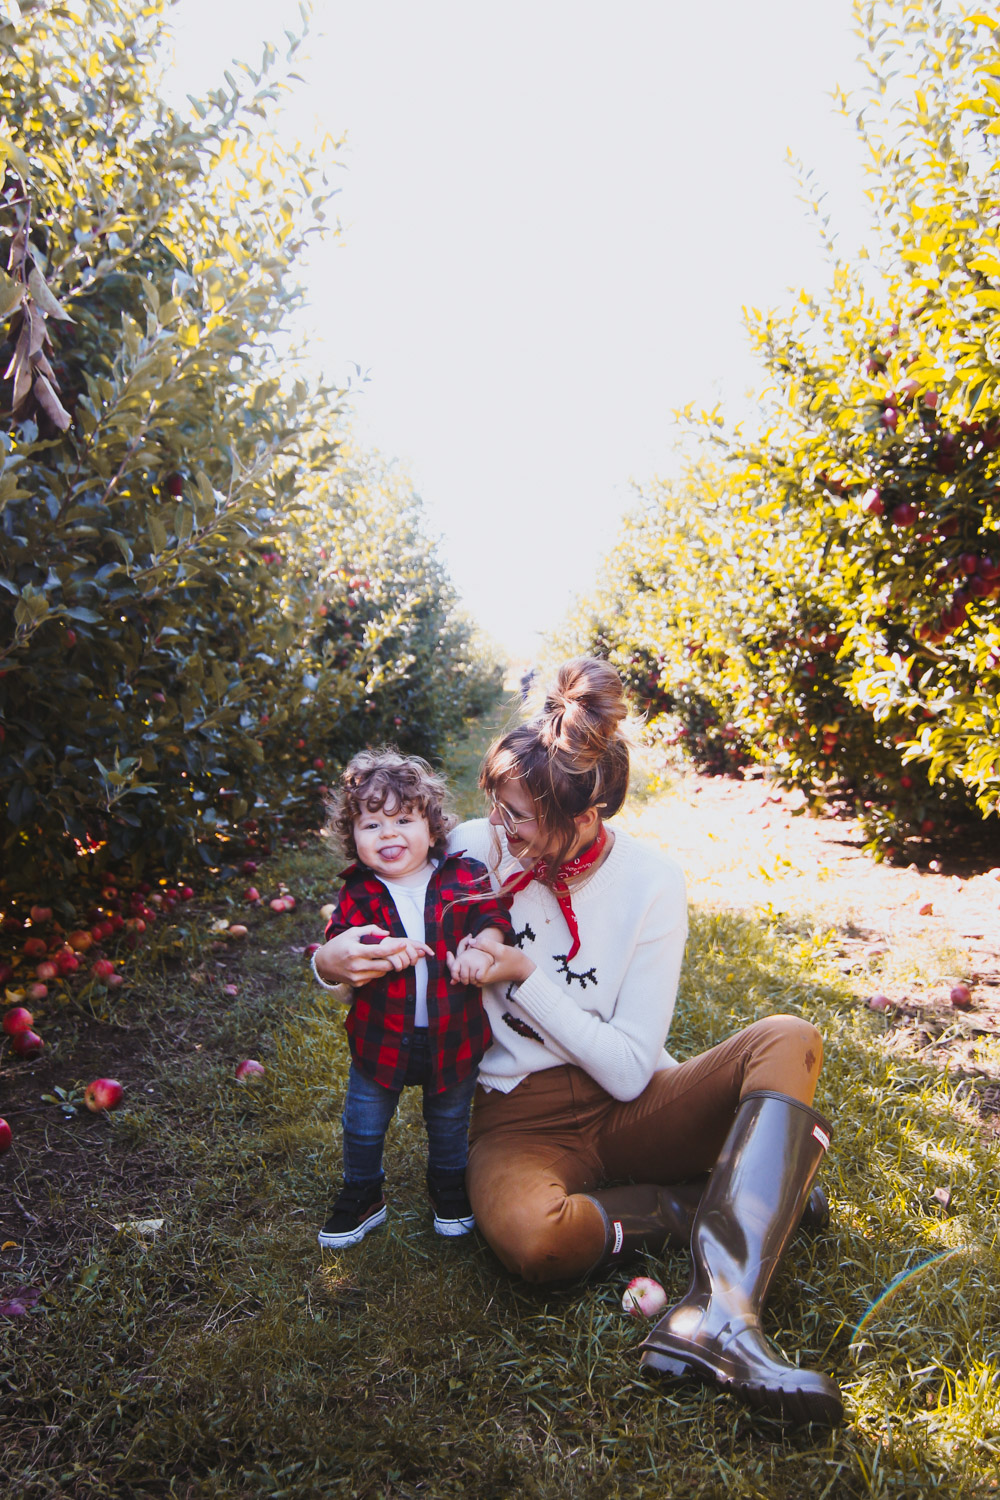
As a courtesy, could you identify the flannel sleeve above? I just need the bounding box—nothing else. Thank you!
[466,893,513,943]
[323,885,368,941]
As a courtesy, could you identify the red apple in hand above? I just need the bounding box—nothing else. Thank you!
[84,1078,123,1112]
[0,1118,11,1153]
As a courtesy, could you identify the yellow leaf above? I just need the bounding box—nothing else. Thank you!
[0,134,30,178]
[969,254,1000,278]
[28,266,73,322]
[0,267,23,319]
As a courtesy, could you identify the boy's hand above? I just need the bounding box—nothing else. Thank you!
[447,928,534,989]
[314,926,431,986]
[448,944,494,986]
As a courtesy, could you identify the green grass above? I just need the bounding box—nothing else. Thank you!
[2,715,1000,1498]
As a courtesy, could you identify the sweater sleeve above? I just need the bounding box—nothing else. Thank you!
[509,866,687,1101]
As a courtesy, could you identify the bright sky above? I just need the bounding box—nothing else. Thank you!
[163,0,874,660]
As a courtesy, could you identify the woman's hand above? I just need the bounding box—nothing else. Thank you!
[447,929,535,989]
[314,926,432,987]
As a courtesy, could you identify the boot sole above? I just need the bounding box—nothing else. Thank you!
[640,1345,843,1427]
[433,1213,475,1237]
[317,1204,387,1249]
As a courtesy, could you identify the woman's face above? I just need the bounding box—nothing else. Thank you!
[487,778,543,862]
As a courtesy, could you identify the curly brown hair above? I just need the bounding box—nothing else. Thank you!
[328,746,456,863]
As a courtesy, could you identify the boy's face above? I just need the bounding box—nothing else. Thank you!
[353,797,432,882]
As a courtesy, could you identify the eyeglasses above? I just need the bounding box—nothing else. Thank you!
[489,793,537,838]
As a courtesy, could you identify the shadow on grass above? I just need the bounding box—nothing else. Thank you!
[2,893,999,1497]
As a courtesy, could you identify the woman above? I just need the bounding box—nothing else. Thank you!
[315,658,842,1426]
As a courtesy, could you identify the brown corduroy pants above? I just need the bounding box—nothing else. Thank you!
[466,1014,823,1283]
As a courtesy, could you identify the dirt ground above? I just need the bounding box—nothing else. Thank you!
[619,766,1000,1122]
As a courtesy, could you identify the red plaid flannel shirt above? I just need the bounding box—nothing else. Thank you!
[323,852,512,1093]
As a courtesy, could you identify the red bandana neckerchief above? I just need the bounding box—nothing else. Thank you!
[502,823,608,961]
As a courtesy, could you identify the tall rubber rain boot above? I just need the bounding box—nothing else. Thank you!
[585,1173,830,1277]
[583,1182,697,1273]
[640,1090,843,1426]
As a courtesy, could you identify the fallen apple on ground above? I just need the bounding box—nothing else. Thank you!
[2,1007,34,1036]
[622,1276,668,1317]
[0,1118,11,1153]
[11,1030,44,1058]
[84,1078,124,1112]
[235,1059,265,1081]
[950,983,973,1009]
[868,994,893,1011]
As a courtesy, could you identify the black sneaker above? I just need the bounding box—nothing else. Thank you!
[317,1180,387,1249]
[427,1171,475,1237]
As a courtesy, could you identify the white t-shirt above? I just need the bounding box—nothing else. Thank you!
[378,867,434,1027]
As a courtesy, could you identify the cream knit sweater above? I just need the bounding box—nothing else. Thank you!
[449,820,687,1102]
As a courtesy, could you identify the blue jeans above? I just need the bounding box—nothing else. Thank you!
[341,1029,478,1184]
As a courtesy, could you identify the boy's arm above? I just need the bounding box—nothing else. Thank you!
[452,860,513,943]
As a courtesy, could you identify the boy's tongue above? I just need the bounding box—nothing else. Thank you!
[379,844,405,862]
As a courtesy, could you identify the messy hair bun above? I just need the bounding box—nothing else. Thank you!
[539,658,629,771]
[480,658,631,879]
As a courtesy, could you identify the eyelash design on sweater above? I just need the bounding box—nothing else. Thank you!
[501,1011,545,1044]
[511,923,536,949]
[554,955,599,990]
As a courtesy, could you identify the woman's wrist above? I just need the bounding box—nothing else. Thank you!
[510,951,536,985]
[314,937,349,986]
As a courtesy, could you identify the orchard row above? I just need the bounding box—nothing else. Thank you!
[564,1,999,854]
[0,4,502,915]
